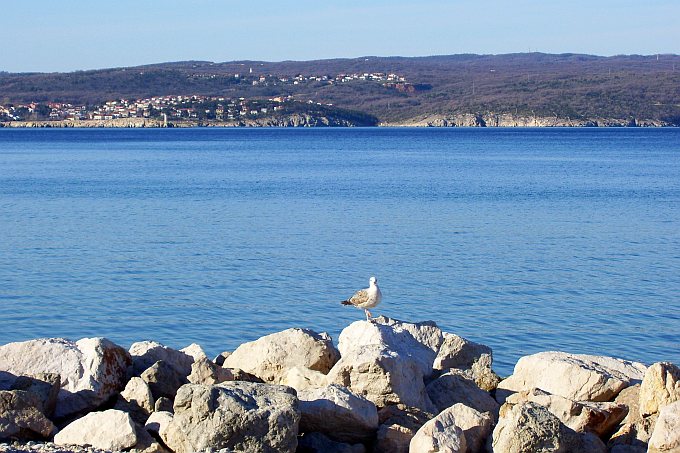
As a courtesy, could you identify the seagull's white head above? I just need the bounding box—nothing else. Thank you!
[369,276,378,286]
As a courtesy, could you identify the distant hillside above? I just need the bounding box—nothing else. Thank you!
[2,53,680,125]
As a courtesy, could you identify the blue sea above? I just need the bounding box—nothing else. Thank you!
[1,127,679,375]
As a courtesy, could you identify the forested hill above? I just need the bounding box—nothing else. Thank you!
[2,53,680,125]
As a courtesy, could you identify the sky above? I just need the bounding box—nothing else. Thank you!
[2,0,679,73]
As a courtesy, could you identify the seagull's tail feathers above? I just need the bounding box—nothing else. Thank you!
[341,299,352,306]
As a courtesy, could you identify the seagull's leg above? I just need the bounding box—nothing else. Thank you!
[365,309,372,321]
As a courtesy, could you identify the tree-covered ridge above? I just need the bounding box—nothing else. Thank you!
[1,53,679,125]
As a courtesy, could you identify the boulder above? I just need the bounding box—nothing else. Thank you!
[9,373,60,417]
[497,352,646,403]
[337,318,441,377]
[0,337,131,419]
[179,343,208,362]
[282,366,328,392]
[161,382,300,453]
[505,388,628,436]
[145,410,173,439]
[608,385,657,452]
[222,328,340,383]
[0,390,56,440]
[298,384,378,443]
[492,401,606,453]
[433,332,492,372]
[187,356,226,385]
[154,397,173,413]
[140,360,188,400]
[640,362,680,417]
[297,432,366,453]
[54,409,138,451]
[425,370,499,420]
[214,351,231,367]
[129,341,194,377]
[648,400,680,452]
[374,405,433,453]
[219,367,264,383]
[409,406,467,453]
[443,403,493,453]
[327,344,436,412]
[114,377,154,424]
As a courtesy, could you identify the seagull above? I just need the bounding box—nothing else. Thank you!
[341,276,382,321]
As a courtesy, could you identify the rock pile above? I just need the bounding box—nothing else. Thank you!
[0,317,678,453]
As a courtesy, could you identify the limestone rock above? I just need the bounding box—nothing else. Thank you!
[281,366,328,392]
[129,341,194,377]
[433,332,492,371]
[640,362,680,417]
[337,318,440,377]
[140,360,188,400]
[9,373,60,417]
[608,384,656,452]
[492,401,605,453]
[374,405,433,453]
[497,351,646,403]
[0,390,56,440]
[114,377,154,424]
[505,388,628,436]
[214,351,231,366]
[161,382,300,453]
[219,367,264,383]
[222,328,340,383]
[0,337,131,419]
[409,406,467,453]
[648,400,680,452]
[444,403,493,453]
[145,410,173,439]
[297,432,366,453]
[327,344,436,412]
[154,397,173,413]
[179,343,208,362]
[369,316,444,355]
[54,409,138,451]
[298,384,378,443]
[187,356,221,385]
[425,370,499,420]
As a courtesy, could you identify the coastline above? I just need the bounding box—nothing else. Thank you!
[1,113,675,128]
[1,316,678,452]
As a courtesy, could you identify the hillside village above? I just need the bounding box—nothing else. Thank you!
[0,70,411,123]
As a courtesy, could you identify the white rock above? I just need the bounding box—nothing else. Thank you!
[425,370,499,420]
[327,344,436,413]
[145,410,173,438]
[54,409,138,451]
[409,405,467,453]
[492,401,604,453]
[129,341,194,377]
[281,366,328,392]
[0,338,131,419]
[445,403,493,453]
[337,318,441,377]
[179,343,208,362]
[433,332,493,371]
[497,351,646,403]
[505,388,628,436]
[162,382,300,453]
[222,328,340,383]
[648,400,680,452]
[0,390,56,440]
[115,376,154,424]
[640,362,680,417]
[298,384,378,443]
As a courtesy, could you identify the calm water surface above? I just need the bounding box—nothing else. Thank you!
[1,128,679,375]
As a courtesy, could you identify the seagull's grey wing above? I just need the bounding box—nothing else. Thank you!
[348,289,369,306]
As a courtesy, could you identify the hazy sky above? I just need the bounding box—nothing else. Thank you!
[3,0,679,72]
